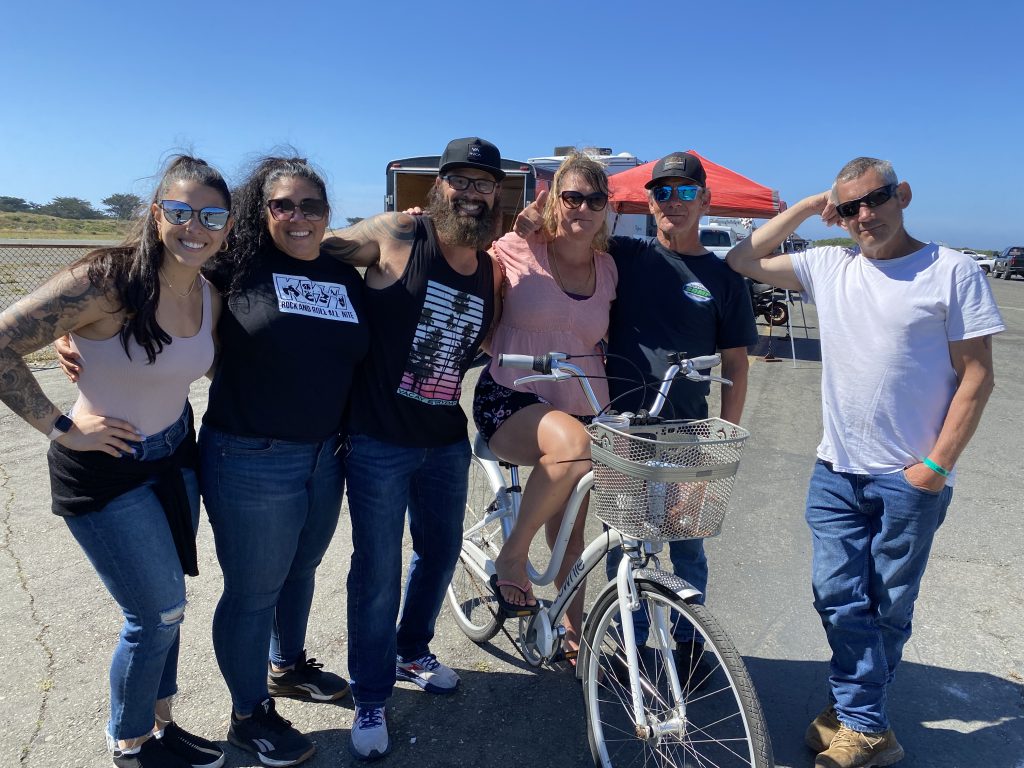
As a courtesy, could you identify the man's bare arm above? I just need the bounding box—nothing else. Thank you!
[321,212,417,267]
[726,192,839,291]
[904,335,996,491]
[718,346,750,424]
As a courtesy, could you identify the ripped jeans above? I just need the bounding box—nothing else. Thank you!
[64,412,199,741]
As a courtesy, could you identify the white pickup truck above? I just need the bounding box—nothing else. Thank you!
[962,249,995,274]
[700,223,740,259]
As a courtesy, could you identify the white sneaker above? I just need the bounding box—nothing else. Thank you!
[349,706,390,762]
[395,653,461,694]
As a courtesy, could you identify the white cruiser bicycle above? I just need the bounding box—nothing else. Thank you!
[445,351,774,767]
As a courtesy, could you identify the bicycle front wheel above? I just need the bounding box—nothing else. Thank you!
[582,582,773,768]
[445,455,505,642]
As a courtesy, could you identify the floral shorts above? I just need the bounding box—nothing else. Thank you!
[472,367,590,445]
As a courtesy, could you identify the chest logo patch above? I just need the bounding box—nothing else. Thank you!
[683,281,713,303]
[273,273,359,323]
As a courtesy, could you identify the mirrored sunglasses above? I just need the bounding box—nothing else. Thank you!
[834,184,897,219]
[267,198,327,221]
[158,200,230,231]
[652,185,701,204]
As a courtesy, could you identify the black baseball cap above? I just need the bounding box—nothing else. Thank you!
[645,151,707,189]
[439,137,506,181]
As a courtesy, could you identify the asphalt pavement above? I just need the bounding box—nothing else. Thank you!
[1,279,1021,768]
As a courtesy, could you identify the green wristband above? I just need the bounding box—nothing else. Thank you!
[922,457,949,477]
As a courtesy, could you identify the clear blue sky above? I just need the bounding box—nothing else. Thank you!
[2,1,1021,249]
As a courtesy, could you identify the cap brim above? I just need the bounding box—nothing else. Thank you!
[439,161,505,182]
[645,175,703,189]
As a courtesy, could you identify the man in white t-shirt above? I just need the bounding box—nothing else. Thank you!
[727,157,1004,768]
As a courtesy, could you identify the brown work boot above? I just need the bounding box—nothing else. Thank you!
[805,704,841,752]
[814,725,905,768]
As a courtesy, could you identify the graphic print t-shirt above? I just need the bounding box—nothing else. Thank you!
[348,218,494,447]
[204,247,369,441]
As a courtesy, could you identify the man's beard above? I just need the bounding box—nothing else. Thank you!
[428,184,499,249]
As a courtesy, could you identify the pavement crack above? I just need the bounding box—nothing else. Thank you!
[0,462,55,765]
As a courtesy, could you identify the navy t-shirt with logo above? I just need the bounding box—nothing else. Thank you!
[605,236,757,420]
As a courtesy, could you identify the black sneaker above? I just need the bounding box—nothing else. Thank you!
[227,698,316,767]
[268,650,350,702]
[112,737,190,768]
[158,722,225,768]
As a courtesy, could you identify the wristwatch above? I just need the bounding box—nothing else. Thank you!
[47,414,74,441]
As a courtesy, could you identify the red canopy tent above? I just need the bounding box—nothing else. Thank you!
[608,150,785,218]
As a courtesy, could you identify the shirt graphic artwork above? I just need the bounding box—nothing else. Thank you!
[273,273,359,322]
[399,280,485,406]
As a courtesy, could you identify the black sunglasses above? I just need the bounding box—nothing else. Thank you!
[158,200,230,231]
[267,198,327,221]
[834,184,897,219]
[652,185,701,204]
[559,191,609,212]
[442,174,496,194]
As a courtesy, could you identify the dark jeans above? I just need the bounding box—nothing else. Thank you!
[344,434,470,706]
[200,426,345,715]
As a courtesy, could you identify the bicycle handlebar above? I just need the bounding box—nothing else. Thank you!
[497,351,732,419]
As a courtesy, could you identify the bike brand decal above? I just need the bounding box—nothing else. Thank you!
[683,282,713,303]
[273,273,359,322]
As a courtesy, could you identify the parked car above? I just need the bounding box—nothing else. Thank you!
[963,250,996,274]
[992,246,1024,280]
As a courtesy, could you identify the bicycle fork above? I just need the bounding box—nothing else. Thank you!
[614,551,689,742]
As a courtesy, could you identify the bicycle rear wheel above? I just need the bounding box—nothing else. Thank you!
[582,582,773,768]
[445,455,506,642]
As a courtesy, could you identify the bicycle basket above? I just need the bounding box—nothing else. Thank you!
[587,418,749,541]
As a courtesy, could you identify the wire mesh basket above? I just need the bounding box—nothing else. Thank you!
[587,418,750,541]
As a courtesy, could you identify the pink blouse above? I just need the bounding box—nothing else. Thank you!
[488,232,617,415]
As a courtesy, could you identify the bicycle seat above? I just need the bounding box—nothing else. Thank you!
[473,433,502,463]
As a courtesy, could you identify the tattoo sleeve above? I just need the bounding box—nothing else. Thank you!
[0,270,103,430]
[321,213,416,266]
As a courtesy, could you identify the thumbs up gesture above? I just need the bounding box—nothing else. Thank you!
[513,188,547,238]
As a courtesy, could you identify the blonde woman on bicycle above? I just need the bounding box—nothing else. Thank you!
[473,153,616,662]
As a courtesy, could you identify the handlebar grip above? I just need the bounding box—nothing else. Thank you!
[499,354,546,373]
[688,354,722,370]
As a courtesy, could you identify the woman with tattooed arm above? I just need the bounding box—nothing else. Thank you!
[0,156,231,768]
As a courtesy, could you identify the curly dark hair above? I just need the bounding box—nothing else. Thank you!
[75,155,230,363]
[208,155,329,297]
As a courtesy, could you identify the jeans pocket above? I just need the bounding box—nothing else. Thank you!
[220,435,276,456]
[899,469,942,496]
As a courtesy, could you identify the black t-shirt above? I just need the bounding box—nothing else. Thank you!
[348,218,494,447]
[203,247,369,441]
[605,236,757,420]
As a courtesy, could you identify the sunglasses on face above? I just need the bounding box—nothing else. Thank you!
[442,174,496,194]
[267,198,327,221]
[834,184,898,219]
[652,185,701,204]
[559,190,609,212]
[158,200,230,231]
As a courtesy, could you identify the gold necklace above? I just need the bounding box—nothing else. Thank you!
[548,244,595,296]
[160,270,198,298]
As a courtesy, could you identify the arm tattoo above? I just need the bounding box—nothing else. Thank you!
[322,213,416,265]
[0,271,105,427]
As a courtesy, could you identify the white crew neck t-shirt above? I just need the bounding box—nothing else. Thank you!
[790,243,1004,482]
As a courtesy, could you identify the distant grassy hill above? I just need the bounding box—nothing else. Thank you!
[0,211,132,240]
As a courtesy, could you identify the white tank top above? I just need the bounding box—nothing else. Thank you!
[69,278,214,436]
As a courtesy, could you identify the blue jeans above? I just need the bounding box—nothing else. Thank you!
[605,536,707,645]
[345,434,470,706]
[200,427,345,715]
[63,408,198,741]
[806,460,952,733]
